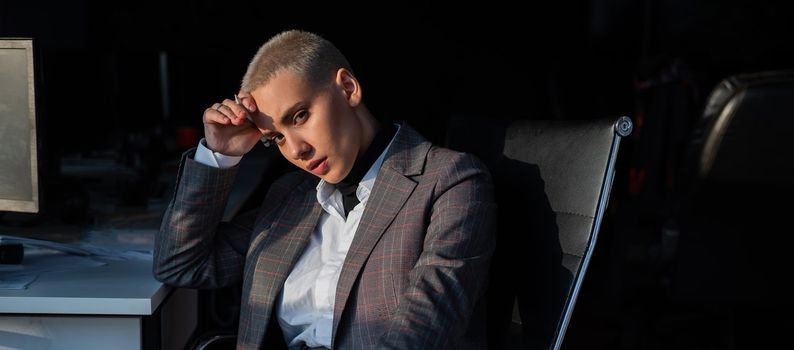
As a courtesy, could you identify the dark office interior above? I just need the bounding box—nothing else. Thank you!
[2,1,793,349]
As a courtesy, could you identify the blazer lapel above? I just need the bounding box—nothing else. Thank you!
[331,124,431,342]
[242,176,322,347]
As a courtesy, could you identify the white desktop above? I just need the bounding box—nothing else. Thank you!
[0,252,195,350]
[0,232,197,350]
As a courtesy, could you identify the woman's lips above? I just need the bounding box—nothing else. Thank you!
[308,157,328,175]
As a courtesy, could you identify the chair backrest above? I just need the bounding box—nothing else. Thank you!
[446,116,632,350]
[690,70,794,197]
[670,70,794,306]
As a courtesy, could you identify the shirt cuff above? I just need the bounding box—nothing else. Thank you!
[194,138,243,169]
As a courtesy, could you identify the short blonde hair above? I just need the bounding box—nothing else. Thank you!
[240,30,352,92]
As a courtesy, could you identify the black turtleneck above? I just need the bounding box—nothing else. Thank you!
[335,120,396,218]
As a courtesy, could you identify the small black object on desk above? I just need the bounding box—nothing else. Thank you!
[0,242,24,264]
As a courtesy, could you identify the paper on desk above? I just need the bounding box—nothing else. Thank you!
[0,228,155,261]
[73,242,153,261]
[78,228,155,260]
[0,248,107,289]
[0,272,37,289]
[0,235,93,256]
[0,229,154,289]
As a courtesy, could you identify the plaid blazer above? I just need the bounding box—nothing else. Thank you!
[154,123,496,349]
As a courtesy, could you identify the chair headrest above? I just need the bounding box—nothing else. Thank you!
[695,70,794,191]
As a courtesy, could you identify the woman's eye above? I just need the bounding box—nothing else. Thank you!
[271,134,285,145]
[293,110,308,124]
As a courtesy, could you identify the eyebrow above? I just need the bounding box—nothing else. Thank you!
[263,101,305,137]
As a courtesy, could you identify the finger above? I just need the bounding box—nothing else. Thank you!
[215,102,241,125]
[211,102,227,113]
[221,98,250,125]
[204,106,231,125]
[236,90,257,112]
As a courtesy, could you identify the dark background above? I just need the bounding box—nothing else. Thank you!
[2,1,793,349]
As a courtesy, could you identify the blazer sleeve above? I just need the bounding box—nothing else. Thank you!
[153,148,257,289]
[378,152,497,349]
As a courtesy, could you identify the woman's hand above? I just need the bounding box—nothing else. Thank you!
[202,91,261,156]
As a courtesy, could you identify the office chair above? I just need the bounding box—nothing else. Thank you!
[446,115,632,350]
[666,71,794,347]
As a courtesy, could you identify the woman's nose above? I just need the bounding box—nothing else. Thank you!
[286,136,311,160]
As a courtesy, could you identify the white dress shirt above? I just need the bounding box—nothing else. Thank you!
[194,127,398,349]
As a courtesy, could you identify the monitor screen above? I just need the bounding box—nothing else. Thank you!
[0,39,39,213]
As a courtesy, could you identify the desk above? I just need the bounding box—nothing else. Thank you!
[0,256,196,350]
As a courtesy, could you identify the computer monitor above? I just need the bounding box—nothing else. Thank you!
[0,39,39,213]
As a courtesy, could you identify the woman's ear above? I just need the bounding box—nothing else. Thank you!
[336,68,361,107]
